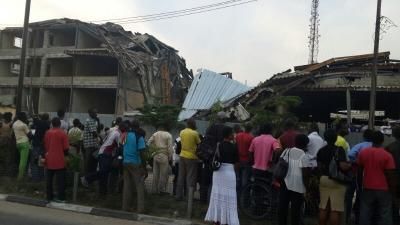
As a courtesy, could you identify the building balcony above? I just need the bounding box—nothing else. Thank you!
[0,46,76,60]
[0,76,118,88]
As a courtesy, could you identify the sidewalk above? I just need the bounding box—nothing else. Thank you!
[0,193,205,225]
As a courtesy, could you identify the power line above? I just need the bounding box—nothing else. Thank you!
[112,0,257,24]
[90,0,246,23]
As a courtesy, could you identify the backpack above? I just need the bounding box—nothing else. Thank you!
[196,137,217,162]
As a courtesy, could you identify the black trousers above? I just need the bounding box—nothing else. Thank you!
[279,183,304,225]
[46,168,66,201]
[84,147,98,174]
[200,162,212,203]
[85,154,113,195]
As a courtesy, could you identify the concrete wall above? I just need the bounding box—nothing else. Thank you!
[38,88,70,113]
[26,59,41,77]
[0,31,20,49]
[75,56,118,76]
[77,31,102,49]
[46,58,73,76]
[72,88,116,114]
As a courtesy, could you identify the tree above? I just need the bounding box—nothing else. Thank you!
[138,104,181,130]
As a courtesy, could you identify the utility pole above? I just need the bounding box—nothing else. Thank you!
[368,0,382,129]
[16,0,31,113]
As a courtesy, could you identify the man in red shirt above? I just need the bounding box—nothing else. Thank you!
[44,117,69,202]
[235,124,254,188]
[279,119,299,150]
[357,131,396,225]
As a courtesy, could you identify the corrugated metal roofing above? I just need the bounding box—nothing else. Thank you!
[178,69,251,121]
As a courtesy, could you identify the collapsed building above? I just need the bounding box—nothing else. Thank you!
[0,18,192,120]
[239,52,400,123]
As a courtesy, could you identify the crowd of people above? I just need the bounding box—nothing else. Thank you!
[0,108,399,225]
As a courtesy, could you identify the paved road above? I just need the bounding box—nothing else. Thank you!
[0,201,151,225]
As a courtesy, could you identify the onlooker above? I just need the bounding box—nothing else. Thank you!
[81,122,124,195]
[235,123,254,188]
[83,108,99,174]
[172,137,181,195]
[249,123,280,179]
[278,134,309,225]
[317,129,350,225]
[200,112,226,203]
[31,113,50,182]
[335,120,350,153]
[176,119,201,200]
[68,119,83,155]
[346,129,373,224]
[148,126,173,194]
[358,131,396,225]
[348,129,373,162]
[205,126,240,225]
[0,112,13,176]
[386,126,400,224]
[279,119,299,150]
[122,121,146,213]
[303,123,325,217]
[12,112,31,181]
[44,117,69,202]
[304,123,325,168]
[110,117,122,132]
[57,109,69,133]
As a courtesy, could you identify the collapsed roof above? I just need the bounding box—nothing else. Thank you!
[4,18,193,105]
[178,69,251,121]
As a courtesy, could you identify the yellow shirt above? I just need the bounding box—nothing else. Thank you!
[179,128,201,160]
[335,135,350,153]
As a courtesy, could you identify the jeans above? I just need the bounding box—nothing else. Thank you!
[279,183,304,225]
[345,178,357,223]
[85,154,113,195]
[152,154,169,193]
[360,189,393,225]
[122,164,145,213]
[46,168,66,201]
[17,142,30,181]
[176,158,198,199]
[238,162,252,189]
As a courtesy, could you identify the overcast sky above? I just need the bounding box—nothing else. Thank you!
[0,0,399,86]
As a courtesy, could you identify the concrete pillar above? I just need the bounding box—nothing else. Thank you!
[39,57,47,77]
[43,30,50,48]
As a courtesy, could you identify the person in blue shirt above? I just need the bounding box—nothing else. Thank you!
[345,129,373,225]
[348,129,374,162]
[122,120,146,213]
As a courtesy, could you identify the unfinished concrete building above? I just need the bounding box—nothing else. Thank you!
[0,18,192,118]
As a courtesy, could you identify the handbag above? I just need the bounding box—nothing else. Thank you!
[328,147,352,183]
[273,148,291,180]
[210,142,221,171]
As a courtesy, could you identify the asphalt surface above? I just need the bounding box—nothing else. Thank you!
[0,201,151,225]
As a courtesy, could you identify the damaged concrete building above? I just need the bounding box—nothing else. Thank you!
[239,52,400,123]
[0,18,192,118]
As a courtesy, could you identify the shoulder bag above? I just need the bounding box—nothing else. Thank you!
[328,147,352,183]
[273,148,291,181]
[210,142,221,171]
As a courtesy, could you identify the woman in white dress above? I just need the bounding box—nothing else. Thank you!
[205,126,240,225]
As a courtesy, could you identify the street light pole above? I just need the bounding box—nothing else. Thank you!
[16,0,32,113]
[368,0,382,129]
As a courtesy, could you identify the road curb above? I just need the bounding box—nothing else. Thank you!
[91,207,138,221]
[0,193,204,225]
[6,195,48,207]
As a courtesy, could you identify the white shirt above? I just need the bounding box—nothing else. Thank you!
[304,132,326,168]
[60,119,69,133]
[147,131,173,159]
[282,147,306,194]
[98,129,121,155]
